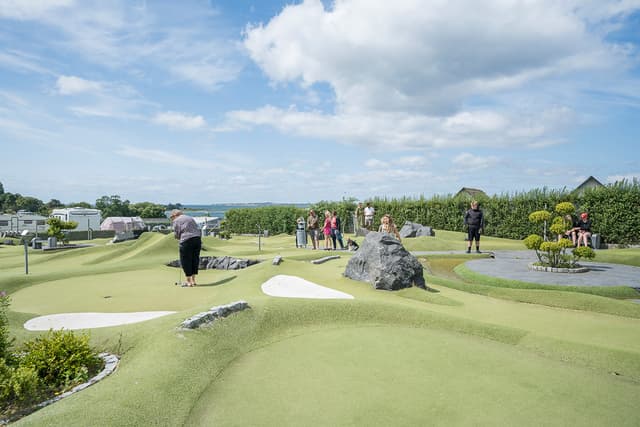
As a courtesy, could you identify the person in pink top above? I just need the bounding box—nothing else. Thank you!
[323,210,333,250]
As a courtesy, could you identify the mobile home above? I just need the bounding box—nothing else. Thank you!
[50,207,102,231]
[0,211,48,236]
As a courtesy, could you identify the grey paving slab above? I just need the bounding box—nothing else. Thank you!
[432,250,640,288]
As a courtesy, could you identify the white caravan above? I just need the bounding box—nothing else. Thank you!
[50,208,102,231]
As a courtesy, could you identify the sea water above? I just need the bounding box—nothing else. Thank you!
[166,203,309,219]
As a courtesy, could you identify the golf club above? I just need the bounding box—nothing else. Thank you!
[174,261,182,285]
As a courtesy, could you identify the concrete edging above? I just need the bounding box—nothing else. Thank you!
[527,263,589,273]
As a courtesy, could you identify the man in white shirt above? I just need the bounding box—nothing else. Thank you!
[363,203,375,230]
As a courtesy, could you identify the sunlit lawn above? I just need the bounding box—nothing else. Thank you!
[1,231,639,426]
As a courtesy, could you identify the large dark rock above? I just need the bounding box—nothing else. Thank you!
[354,226,369,237]
[343,232,426,290]
[167,256,259,270]
[399,221,435,238]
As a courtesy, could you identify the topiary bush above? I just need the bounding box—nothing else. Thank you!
[525,202,595,268]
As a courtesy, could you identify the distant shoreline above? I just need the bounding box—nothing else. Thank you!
[167,203,310,218]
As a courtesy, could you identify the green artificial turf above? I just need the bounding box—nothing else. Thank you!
[187,326,639,427]
[0,231,638,426]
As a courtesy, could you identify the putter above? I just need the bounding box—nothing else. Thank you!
[175,262,182,285]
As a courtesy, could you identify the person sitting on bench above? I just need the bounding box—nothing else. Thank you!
[576,212,592,247]
[561,214,580,246]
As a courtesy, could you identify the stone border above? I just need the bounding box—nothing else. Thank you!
[0,353,119,425]
[311,255,340,264]
[179,301,250,330]
[528,263,589,273]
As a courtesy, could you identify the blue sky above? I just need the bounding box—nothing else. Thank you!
[1,0,639,205]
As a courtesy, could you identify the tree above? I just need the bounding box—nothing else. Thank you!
[46,217,78,245]
[95,195,134,218]
[15,196,45,214]
[46,199,65,210]
[130,202,166,218]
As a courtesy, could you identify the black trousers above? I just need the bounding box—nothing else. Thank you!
[179,236,202,276]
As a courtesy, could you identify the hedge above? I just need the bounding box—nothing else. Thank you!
[224,180,640,245]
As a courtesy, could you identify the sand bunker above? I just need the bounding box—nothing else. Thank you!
[24,311,176,331]
[261,275,354,299]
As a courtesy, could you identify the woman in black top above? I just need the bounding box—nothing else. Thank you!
[576,212,592,247]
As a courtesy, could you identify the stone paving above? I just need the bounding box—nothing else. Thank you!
[413,250,640,288]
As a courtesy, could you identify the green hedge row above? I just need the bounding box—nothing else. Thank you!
[225,181,640,245]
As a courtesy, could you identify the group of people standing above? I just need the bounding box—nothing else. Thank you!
[306,209,345,250]
[306,203,403,250]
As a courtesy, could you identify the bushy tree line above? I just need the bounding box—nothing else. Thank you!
[0,182,166,219]
[224,180,640,245]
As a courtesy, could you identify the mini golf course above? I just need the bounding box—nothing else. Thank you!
[0,232,639,426]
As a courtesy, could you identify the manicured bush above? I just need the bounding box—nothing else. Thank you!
[19,330,102,391]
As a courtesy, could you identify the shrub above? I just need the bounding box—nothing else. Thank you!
[0,359,40,410]
[573,246,596,262]
[19,330,102,391]
[0,292,13,361]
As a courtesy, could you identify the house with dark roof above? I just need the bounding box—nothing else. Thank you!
[454,187,488,199]
[573,176,604,196]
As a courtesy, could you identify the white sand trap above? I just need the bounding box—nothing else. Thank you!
[24,311,176,331]
[261,275,354,299]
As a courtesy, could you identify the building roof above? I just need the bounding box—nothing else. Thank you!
[574,176,604,193]
[454,187,488,199]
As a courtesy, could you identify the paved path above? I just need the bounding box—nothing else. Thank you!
[413,250,640,288]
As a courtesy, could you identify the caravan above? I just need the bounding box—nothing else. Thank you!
[0,211,48,236]
[50,207,102,232]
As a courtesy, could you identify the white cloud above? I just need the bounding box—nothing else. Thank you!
[56,75,103,95]
[223,105,573,150]
[452,152,501,171]
[152,111,206,130]
[0,50,53,75]
[116,146,219,170]
[2,2,243,90]
[244,0,629,115]
[239,0,638,151]
[169,60,242,91]
[364,158,388,168]
[0,0,74,20]
[392,156,428,167]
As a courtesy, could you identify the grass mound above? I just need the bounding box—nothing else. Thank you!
[1,231,639,426]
